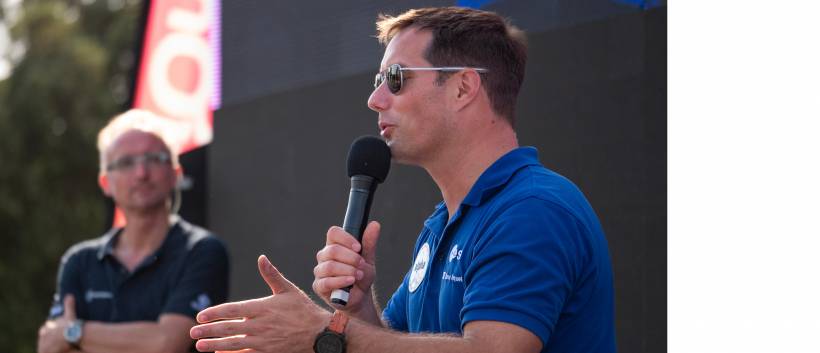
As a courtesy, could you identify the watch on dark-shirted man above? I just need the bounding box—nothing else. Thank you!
[314,310,348,353]
[63,319,84,347]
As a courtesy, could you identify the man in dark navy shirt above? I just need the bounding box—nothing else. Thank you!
[37,109,229,353]
[189,7,614,353]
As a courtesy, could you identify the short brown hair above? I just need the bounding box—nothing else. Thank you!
[376,7,527,124]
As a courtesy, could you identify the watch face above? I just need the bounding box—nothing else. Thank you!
[64,323,82,343]
[314,331,345,353]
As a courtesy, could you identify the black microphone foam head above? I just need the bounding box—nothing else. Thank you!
[347,135,391,183]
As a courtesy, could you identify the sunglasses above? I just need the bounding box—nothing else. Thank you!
[106,151,171,172]
[374,63,489,94]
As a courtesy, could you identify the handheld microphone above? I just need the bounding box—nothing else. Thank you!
[330,136,391,306]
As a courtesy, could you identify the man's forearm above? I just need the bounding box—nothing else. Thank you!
[79,319,192,353]
[345,319,542,353]
[347,320,467,353]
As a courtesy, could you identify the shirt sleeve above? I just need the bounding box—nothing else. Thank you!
[49,247,85,319]
[461,197,586,347]
[382,270,411,331]
[161,236,230,319]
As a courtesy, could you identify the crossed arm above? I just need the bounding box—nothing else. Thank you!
[77,314,195,353]
[40,237,229,353]
[37,296,195,353]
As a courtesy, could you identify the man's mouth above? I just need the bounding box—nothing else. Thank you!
[379,122,395,138]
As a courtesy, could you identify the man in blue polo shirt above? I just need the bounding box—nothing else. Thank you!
[189,7,615,353]
[37,109,229,353]
[376,146,614,353]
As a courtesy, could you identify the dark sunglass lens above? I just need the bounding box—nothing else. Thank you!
[387,64,402,94]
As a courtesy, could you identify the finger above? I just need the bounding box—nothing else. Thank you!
[195,335,251,353]
[215,350,254,353]
[312,276,356,296]
[313,260,362,280]
[197,299,261,323]
[361,221,381,265]
[326,226,362,252]
[257,255,297,295]
[190,319,251,339]
[63,294,76,320]
[316,244,365,267]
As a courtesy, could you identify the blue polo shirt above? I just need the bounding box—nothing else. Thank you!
[382,147,616,353]
[48,216,230,323]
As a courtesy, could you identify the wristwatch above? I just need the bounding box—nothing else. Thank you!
[314,311,348,353]
[63,319,84,348]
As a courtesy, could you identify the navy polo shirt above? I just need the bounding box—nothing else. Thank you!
[382,147,616,353]
[49,216,229,323]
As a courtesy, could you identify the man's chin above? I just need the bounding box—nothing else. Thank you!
[121,198,169,214]
[386,145,415,166]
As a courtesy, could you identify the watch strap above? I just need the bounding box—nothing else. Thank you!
[328,310,349,335]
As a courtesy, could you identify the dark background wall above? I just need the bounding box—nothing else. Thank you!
[206,2,666,352]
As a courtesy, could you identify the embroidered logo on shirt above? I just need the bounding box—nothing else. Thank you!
[85,290,114,303]
[448,244,462,262]
[190,293,212,312]
[442,271,463,283]
[49,303,64,317]
[408,243,430,293]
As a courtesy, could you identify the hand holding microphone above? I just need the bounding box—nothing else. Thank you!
[312,136,391,311]
[314,222,381,314]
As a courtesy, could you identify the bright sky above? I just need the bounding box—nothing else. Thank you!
[0,0,21,80]
[0,26,10,81]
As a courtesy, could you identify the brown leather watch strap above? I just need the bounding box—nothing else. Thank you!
[328,310,349,334]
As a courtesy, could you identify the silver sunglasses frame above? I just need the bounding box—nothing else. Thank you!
[374,64,489,93]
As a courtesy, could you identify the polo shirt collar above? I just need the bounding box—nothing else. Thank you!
[96,227,121,261]
[461,147,541,207]
[96,215,182,261]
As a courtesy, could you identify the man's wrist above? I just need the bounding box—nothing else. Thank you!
[63,319,84,348]
[314,311,348,353]
[348,293,383,327]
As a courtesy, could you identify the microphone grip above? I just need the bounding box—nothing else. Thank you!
[331,175,377,306]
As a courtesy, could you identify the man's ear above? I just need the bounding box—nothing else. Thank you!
[453,70,483,111]
[98,173,111,196]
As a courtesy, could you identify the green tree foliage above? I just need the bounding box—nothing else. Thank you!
[0,1,140,351]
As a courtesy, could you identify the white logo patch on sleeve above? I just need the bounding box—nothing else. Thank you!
[190,293,212,312]
[408,243,430,293]
[49,303,64,317]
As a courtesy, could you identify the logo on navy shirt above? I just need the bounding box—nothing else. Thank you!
[85,289,113,303]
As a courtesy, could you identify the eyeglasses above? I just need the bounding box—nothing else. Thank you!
[106,151,171,172]
[374,63,489,94]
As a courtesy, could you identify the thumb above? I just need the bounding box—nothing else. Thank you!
[361,221,381,265]
[257,255,297,295]
[63,294,76,320]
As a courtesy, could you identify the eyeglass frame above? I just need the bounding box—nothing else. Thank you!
[105,151,172,172]
[374,63,489,94]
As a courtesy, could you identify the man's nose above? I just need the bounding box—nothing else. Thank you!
[133,161,149,178]
[367,84,390,112]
